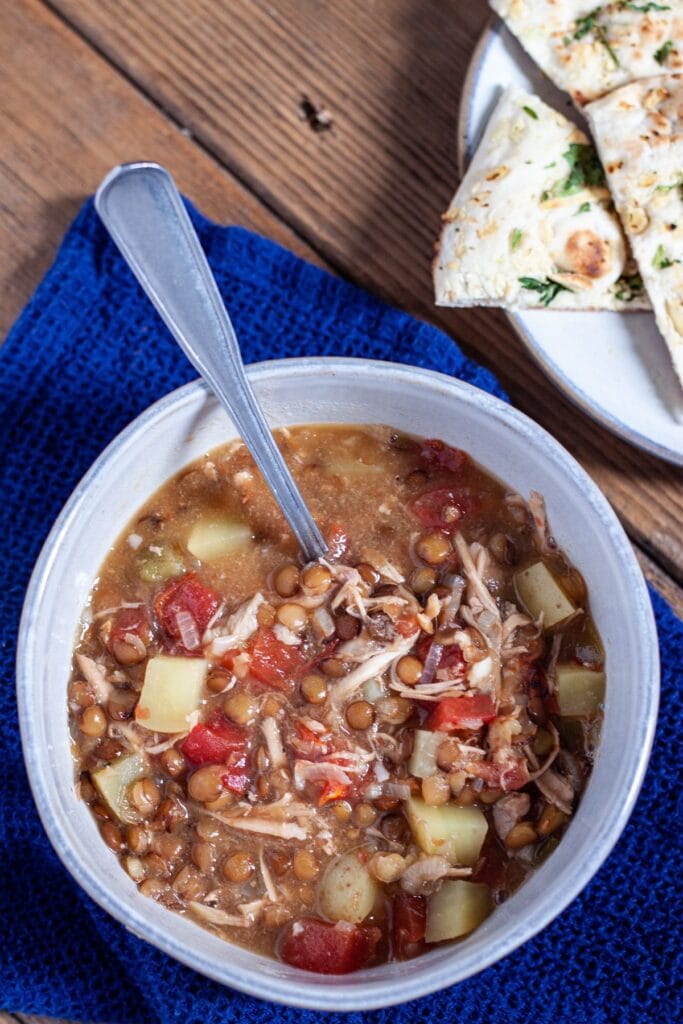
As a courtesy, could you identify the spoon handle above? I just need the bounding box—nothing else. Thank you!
[95,162,327,562]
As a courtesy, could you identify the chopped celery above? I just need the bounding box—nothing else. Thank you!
[135,655,208,732]
[514,561,576,629]
[137,545,185,583]
[425,880,491,942]
[406,796,488,866]
[92,752,148,823]
[318,850,378,924]
[409,729,448,779]
[187,517,253,562]
[556,663,605,716]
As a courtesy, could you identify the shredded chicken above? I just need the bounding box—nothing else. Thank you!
[205,809,309,841]
[534,767,574,815]
[207,593,265,652]
[188,902,250,928]
[259,849,279,903]
[75,654,112,703]
[400,856,472,895]
[493,792,530,841]
[261,717,287,769]
[331,633,418,704]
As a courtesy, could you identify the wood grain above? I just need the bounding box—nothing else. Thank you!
[48,0,683,583]
[0,0,321,342]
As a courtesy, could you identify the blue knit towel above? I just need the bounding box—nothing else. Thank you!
[1,200,680,1024]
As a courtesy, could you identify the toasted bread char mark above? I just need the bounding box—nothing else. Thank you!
[433,86,649,312]
[586,73,683,386]
[490,0,683,106]
[565,230,611,279]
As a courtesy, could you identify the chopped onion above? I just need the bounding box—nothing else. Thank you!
[383,781,411,800]
[175,609,200,650]
[311,606,335,639]
[420,642,443,686]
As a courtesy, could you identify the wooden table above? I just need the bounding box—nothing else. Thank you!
[1,2,680,1022]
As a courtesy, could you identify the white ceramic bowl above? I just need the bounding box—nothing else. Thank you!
[17,358,659,1011]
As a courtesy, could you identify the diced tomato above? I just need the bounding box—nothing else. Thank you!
[221,750,252,795]
[419,439,468,475]
[181,717,248,766]
[291,719,333,759]
[325,523,349,561]
[106,606,154,654]
[392,893,426,960]
[470,757,530,792]
[427,695,497,732]
[279,918,381,974]
[410,487,479,531]
[153,572,221,653]
[318,780,350,806]
[249,628,307,691]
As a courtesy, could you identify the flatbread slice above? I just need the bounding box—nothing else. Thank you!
[434,86,648,310]
[586,73,683,385]
[490,1,683,106]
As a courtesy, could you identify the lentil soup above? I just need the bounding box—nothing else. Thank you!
[69,425,604,974]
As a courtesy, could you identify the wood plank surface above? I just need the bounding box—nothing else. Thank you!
[0,0,321,343]
[48,0,683,584]
[0,7,679,1024]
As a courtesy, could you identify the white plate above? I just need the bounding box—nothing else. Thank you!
[459,20,683,467]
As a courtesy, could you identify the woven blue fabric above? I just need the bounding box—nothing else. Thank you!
[1,199,680,1024]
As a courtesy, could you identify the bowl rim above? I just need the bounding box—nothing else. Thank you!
[16,356,660,1010]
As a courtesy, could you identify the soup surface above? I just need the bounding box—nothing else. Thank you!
[69,425,604,973]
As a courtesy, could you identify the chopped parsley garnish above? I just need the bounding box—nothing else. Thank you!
[655,39,674,63]
[518,276,573,306]
[578,201,592,213]
[544,162,557,169]
[510,228,523,251]
[655,181,682,193]
[522,105,539,119]
[652,244,679,269]
[541,190,550,202]
[563,34,572,45]
[621,2,670,11]
[573,7,620,66]
[551,144,606,197]
[574,7,602,38]
[615,273,644,301]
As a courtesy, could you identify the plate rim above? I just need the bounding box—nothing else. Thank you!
[457,20,683,468]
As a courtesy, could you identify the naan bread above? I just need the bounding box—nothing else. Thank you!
[434,86,648,310]
[490,1,683,106]
[586,74,683,384]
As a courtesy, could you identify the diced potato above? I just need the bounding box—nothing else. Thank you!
[425,880,491,943]
[187,517,253,562]
[318,850,379,924]
[362,678,385,703]
[137,545,185,583]
[514,561,576,629]
[325,457,383,477]
[556,663,606,717]
[92,752,148,823]
[406,797,488,866]
[135,655,208,732]
[409,730,448,780]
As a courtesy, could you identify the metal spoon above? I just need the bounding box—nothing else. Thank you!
[95,162,327,562]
